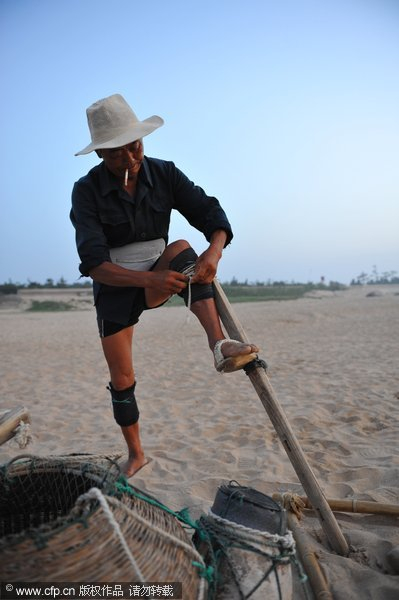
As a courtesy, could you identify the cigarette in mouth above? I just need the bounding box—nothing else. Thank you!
[124,168,128,186]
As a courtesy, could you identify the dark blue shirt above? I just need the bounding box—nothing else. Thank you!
[70,156,233,323]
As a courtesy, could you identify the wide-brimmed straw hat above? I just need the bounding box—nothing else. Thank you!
[75,94,164,156]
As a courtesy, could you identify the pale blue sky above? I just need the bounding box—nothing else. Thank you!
[1,0,398,285]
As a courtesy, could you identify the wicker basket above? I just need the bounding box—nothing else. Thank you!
[0,455,205,599]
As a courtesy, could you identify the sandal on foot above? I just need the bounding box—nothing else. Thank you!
[214,338,258,373]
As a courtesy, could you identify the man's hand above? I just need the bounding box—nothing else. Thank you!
[191,247,222,284]
[149,269,189,294]
[191,229,227,284]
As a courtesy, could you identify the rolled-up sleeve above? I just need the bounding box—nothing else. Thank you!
[169,163,233,246]
[70,182,111,277]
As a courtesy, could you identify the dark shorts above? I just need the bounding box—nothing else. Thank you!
[96,256,161,338]
[97,289,145,337]
[97,288,169,337]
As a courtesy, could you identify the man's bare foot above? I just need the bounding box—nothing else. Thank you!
[220,340,259,358]
[120,453,150,478]
[214,339,260,373]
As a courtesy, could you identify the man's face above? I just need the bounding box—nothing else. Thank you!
[99,140,144,180]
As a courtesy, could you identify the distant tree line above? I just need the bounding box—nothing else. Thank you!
[1,266,397,296]
[0,277,91,295]
[350,266,398,286]
[223,277,346,290]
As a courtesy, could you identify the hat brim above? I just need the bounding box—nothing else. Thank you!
[74,115,164,156]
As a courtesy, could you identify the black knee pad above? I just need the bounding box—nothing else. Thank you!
[108,382,139,427]
[169,248,214,306]
[169,247,198,273]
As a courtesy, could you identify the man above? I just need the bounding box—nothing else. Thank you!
[71,94,258,476]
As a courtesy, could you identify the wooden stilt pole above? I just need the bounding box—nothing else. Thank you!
[213,278,349,556]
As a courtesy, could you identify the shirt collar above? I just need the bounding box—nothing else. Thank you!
[97,157,153,196]
[140,157,153,187]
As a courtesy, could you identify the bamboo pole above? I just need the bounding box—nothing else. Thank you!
[300,496,399,517]
[0,406,30,446]
[213,278,349,556]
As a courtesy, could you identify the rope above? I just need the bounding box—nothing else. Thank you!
[208,510,296,552]
[13,421,33,448]
[279,492,306,519]
[180,263,195,324]
[76,487,145,582]
[185,274,193,324]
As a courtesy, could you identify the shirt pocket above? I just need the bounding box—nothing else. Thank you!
[99,208,129,226]
[99,208,133,245]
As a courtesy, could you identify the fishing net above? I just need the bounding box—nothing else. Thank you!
[0,454,206,600]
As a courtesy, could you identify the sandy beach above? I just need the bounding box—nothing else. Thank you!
[0,285,398,598]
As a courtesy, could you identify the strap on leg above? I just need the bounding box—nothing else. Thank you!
[169,247,214,306]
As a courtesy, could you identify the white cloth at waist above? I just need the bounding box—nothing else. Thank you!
[109,239,166,271]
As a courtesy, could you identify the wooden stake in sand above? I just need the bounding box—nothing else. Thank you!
[212,278,350,557]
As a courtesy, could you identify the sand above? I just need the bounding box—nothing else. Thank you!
[0,284,398,598]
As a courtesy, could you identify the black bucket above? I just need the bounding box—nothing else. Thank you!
[210,481,287,534]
